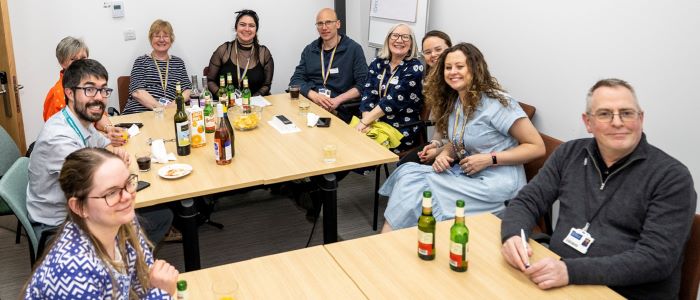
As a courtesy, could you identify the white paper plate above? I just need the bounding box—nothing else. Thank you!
[158,163,193,179]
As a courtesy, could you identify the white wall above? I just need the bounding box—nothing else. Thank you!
[8,0,332,144]
[347,0,700,212]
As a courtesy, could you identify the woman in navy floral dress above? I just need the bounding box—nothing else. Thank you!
[358,23,423,153]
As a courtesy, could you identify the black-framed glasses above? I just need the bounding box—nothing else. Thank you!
[73,86,113,97]
[588,109,641,123]
[89,174,138,207]
[389,33,411,42]
[315,20,338,28]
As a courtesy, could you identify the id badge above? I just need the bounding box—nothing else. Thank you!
[389,76,399,85]
[563,226,595,254]
[329,67,339,74]
[234,89,242,99]
[158,97,170,105]
[318,88,331,98]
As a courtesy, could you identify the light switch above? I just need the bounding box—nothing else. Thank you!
[124,29,136,41]
[112,1,124,18]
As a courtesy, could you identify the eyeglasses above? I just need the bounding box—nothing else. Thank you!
[423,47,444,57]
[89,174,138,207]
[315,20,337,28]
[389,33,411,42]
[73,86,113,97]
[152,34,171,40]
[588,109,641,123]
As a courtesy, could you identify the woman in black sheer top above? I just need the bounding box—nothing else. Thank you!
[207,9,274,97]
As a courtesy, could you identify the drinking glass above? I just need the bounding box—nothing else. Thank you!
[298,99,310,117]
[135,150,151,172]
[323,144,337,163]
[153,104,165,120]
[289,85,300,99]
[212,280,238,300]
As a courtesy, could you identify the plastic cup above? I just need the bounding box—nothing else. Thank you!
[135,150,151,172]
[153,105,165,120]
[298,99,310,116]
[289,85,300,99]
[212,280,238,300]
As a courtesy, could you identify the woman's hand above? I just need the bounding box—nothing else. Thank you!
[418,143,439,163]
[354,122,370,133]
[432,150,454,173]
[149,259,179,296]
[459,153,492,175]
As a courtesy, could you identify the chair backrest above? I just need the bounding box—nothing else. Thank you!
[117,76,131,112]
[524,133,563,182]
[518,101,536,120]
[681,214,700,300]
[0,157,39,254]
[0,125,21,177]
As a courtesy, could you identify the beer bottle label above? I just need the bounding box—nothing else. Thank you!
[417,230,434,256]
[449,241,468,267]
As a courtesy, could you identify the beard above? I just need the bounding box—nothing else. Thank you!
[75,100,105,122]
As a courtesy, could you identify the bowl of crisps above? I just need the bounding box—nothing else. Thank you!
[231,105,262,131]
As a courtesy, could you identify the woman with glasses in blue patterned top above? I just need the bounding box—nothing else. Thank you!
[23,148,178,299]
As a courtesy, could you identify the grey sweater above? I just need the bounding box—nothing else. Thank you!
[501,135,696,300]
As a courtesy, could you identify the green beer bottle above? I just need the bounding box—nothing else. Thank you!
[449,199,469,272]
[226,72,236,101]
[217,75,228,106]
[242,76,251,114]
[417,190,436,260]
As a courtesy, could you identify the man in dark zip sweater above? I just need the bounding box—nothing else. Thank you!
[289,8,368,123]
[501,78,696,299]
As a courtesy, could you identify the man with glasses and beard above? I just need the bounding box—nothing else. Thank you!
[27,59,173,246]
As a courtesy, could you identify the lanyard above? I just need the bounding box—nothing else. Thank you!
[234,39,253,86]
[320,36,340,87]
[61,108,87,147]
[451,97,469,146]
[378,65,400,98]
[151,54,170,94]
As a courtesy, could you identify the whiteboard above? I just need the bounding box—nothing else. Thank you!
[368,0,430,49]
[370,0,418,22]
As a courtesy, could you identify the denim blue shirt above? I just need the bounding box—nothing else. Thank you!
[289,34,368,99]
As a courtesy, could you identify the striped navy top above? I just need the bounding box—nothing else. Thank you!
[122,54,191,114]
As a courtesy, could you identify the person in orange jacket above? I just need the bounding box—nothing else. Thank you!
[44,37,125,146]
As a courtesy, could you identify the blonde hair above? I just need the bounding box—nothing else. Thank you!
[377,23,418,60]
[148,19,175,43]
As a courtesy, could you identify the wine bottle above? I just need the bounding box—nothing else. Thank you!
[226,72,236,104]
[222,102,235,158]
[242,76,251,114]
[217,75,228,107]
[200,77,211,107]
[214,103,232,165]
[449,199,469,272]
[417,190,436,260]
[173,82,191,156]
[189,75,200,107]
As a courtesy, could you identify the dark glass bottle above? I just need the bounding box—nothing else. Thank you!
[173,82,190,156]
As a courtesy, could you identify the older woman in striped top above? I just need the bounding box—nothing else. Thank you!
[122,19,191,115]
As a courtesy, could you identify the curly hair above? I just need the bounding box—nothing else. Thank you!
[424,43,509,136]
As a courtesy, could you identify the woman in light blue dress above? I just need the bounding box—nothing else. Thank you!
[379,43,545,232]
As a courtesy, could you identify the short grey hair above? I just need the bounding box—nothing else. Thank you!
[585,78,641,113]
[377,23,418,60]
[55,36,89,64]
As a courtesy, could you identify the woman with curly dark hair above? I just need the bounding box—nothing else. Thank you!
[378,43,544,232]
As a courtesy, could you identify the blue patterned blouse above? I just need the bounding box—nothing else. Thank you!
[360,57,424,153]
[24,221,171,299]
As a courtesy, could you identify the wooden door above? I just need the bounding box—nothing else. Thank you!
[0,0,26,153]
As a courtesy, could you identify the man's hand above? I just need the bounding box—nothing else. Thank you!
[308,91,333,110]
[524,257,569,289]
[501,235,532,272]
[105,126,127,147]
[110,146,131,166]
[329,97,342,110]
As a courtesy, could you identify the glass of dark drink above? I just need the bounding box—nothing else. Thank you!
[289,85,300,99]
[136,150,151,172]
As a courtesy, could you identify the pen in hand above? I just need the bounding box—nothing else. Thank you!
[521,229,531,268]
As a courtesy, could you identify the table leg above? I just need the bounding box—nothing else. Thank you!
[179,199,201,271]
[318,173,338,243]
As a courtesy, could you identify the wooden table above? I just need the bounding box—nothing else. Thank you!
[179,246,366,299]
[111,93,398,270]
[325,213,623,299]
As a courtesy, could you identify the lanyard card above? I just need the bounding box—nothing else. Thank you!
[318,88,331,98]
[158,97,171,106]
[563,227,595,254]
